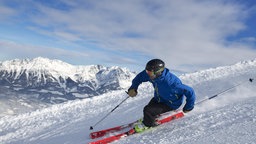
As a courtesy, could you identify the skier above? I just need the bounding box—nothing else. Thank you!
[128,59,196,132]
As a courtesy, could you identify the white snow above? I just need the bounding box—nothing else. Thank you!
[0,59,256,144]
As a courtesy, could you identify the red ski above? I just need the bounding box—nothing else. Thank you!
[88,111,184,144]
[156,111,184,124]
[90,120,138,139]
[89,128,135,144]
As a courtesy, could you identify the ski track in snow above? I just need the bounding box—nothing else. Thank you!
[1,61,256,144]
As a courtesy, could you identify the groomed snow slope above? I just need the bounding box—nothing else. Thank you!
[0,59,256,144]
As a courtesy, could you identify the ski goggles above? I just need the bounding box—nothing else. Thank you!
[146,68,164,77]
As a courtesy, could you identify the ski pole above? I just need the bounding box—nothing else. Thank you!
[90,93,130,130]
[196,78,254,105]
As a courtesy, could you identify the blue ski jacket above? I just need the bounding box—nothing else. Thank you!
[129,68,196,111]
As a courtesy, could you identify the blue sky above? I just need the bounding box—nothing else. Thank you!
[0,0,256,72]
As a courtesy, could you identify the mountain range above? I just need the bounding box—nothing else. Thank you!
[0,57,136,100]
[0,57,136,116]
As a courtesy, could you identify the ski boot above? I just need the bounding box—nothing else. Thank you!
[134,119,149,133]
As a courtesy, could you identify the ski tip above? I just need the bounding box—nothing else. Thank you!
[90,126,94,130]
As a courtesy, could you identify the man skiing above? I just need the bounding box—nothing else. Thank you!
[128,59,196,132]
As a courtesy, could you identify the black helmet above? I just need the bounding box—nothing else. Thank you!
[146,59,165,74]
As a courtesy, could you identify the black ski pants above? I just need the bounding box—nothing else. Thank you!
[143,98,173,127]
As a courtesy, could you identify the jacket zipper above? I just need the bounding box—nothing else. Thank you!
[154,83,161,102]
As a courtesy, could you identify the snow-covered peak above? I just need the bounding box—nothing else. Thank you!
[0,57,76,79]
[0,57,135,83]
[1,57,71,70]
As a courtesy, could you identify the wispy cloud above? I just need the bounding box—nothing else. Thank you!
[0,0,255,72]
[0,4,17,22]
[0,40,86,59]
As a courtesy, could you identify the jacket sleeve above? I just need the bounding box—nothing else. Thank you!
[129,70,150,90]
[176,84,196,111]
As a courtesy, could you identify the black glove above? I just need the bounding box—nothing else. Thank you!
[127,88,137,97]
[183,107,194,113]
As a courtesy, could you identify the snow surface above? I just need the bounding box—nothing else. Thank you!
[0,59,256,144]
